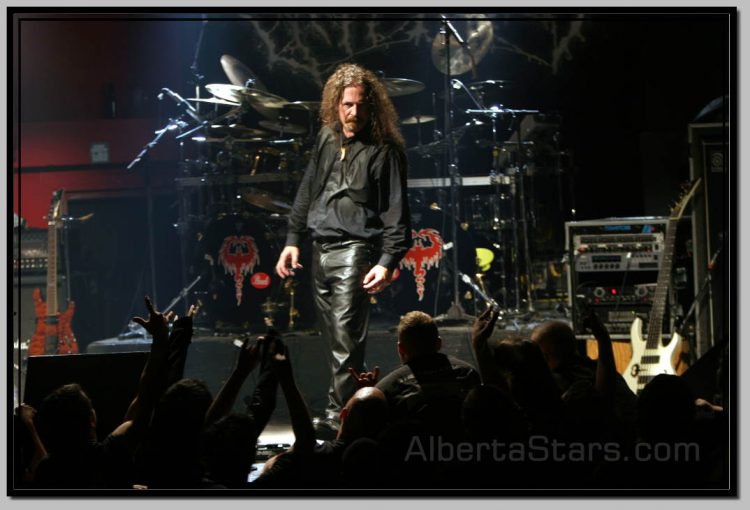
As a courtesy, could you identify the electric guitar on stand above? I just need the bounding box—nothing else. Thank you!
[623,179,701,394]
[29,189,79,356]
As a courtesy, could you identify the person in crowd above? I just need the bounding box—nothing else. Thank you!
[253,337,388,488]
[32,297,189,489]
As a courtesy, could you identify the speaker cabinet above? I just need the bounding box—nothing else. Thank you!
[689,122,728,356]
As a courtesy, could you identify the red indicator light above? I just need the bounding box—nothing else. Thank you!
[611,288,617,295]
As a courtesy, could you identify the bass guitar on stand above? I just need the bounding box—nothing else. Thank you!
[29,189,79,356]
[623,179,701,394]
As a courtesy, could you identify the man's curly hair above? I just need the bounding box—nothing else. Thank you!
[319,63,405,148]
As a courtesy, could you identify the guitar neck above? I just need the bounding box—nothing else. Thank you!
[46,219,58,316]
[646,219,676,348]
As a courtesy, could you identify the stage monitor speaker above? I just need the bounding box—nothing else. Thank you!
[689,122,728,357]
[22,352,148,441]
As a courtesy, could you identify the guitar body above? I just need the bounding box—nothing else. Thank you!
[623,316,681,394]
[29,287,79,356]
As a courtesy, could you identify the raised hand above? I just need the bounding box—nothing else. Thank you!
[235,335,263,375]
[348,367,380,388]
[472,306,500,351]
[581,305,609,339]
[131,296,170,341]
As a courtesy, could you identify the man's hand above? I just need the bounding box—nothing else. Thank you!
[348,367,380,388]
[131,296,171,341]
[362,265,391,294]
[472,306,500,352]
[16,404,37,428]
[275,246,302,278]
[582,306,609,340]
[235,335,263,375]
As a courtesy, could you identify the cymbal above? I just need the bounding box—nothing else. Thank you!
[241,188,292,214]
[209,124,269,137]
[283,100,321,111]
[186,96,241,106]
[192,135,269,144]
[205,83,248,104]
[259,119,306,135]
[241,88,288,108]
[469,80,513,92]
[220,54,280,121]
[401,115,436,125]
[220,54,256,87]
[381,78,425,97]
[431,16,494,75]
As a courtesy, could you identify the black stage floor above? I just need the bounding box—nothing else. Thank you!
[84,310,564,426]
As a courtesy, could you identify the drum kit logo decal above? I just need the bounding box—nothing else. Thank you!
[399,228,444,301]
[218,235,260,305]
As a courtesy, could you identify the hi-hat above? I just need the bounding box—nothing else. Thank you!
[283,100,322,111]
[205,83,248,104]
[469,80,513,92]
[187,96,241,106]
[381,78,425,97]
[401,115,436,125]
[431,16,494,75]
[192,135,269,144]
[209,124,269,137]
[242,188,292,214]
[259,119,306,135]
[241,89,289,108]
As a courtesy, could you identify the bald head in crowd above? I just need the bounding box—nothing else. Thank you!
[338,387,388,442]
[530,320,578,371]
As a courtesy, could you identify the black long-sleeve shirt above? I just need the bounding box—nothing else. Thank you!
[285,126,411,271]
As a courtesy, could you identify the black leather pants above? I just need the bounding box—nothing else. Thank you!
[312,239,373,420]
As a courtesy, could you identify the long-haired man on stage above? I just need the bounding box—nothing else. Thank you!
[275,63,411,435]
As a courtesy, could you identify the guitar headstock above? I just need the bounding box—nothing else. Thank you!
[47,189,66,227]
[670,178,702,220]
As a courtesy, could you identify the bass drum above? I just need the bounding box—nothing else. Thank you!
[383,207,477,316]
[191,213,283,333]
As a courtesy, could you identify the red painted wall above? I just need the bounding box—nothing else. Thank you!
[14,17,190,229]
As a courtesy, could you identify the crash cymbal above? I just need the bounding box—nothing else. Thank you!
[431,16,494,75]
[205,83,248,104]
[401,115,436,125]
[241,188,292,214]
[186,96,241,106]
[381,78,425,97]
[283,100,321,111]
[241,88,289,108]
[468,80,513,92]
[220,54,257,88]
[259,119,307,135]
[220,54,280,121]
[209,124,270,137]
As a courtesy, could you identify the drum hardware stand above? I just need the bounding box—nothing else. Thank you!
[283,278,300,331]
[435,16,473,323]
[188,15,208,116]
[465,106,539,316]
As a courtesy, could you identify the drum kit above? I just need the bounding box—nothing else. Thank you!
[154,25,565,333]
